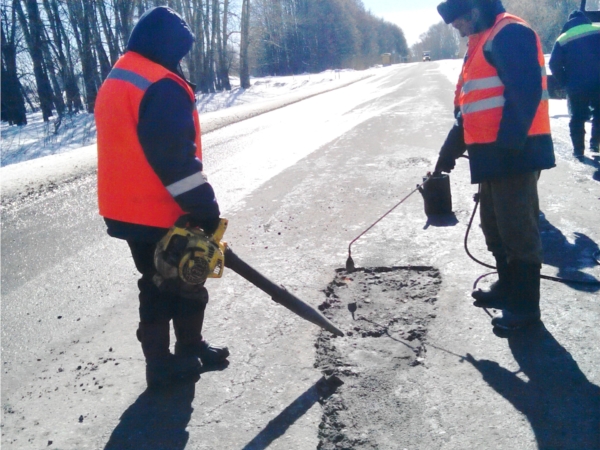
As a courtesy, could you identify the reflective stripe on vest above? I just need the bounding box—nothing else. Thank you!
[458,13,551,145]
[106,67,153,90]
[557,23,600,46]
[96,51,203,228]
[166,172,207,197]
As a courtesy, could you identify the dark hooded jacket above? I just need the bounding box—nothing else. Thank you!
[549,11,600,95]
[102,7,220,243]
[439,0,555,183]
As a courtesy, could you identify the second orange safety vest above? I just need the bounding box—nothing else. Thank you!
[458,13,551,145]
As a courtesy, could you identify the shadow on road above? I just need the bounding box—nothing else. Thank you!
[466,323,600,449]
[104,381,196,450]
[539,212,600,292]
[104,363,228,450]
[241,376,340,450]
[575,153,600,170]
[423,213,459,229]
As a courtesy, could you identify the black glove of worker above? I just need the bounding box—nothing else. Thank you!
[190,215,221,235]
[435,153,456,174]
[178,180,221,235]
[434,119,467,174]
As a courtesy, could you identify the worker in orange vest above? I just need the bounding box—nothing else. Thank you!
[434,0,555,331]
[95,7,229,388]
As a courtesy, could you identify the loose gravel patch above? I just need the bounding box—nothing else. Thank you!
[315,266,441,449]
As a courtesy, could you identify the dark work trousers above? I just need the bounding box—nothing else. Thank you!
[568,91,600,151]
[127,240,206,324]
[479,171,543,266]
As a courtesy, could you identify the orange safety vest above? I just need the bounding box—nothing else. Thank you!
[95,51,202,228]
[459,13,551,145]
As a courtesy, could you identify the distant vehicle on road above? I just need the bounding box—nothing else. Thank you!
[422,51,431,62]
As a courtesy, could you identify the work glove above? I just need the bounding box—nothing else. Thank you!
[435,153,456,174]
[435,122,466,174]
[189,215,221,236]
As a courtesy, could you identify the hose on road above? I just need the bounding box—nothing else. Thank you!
[465,184,600,288]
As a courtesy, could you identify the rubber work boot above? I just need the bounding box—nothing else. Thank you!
[472,254,510,309]
[491,262,541,331]
[137,322,201,388]
[572,133,585,158]
[173,312,230,366]
[591,125,599,152]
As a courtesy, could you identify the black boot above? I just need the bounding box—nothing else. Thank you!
[571,131,585,158]
[491,262,541,330]
[137,322,201,388]
[173,311,229,366]
[472,254,510,309]
[590,120,599,152]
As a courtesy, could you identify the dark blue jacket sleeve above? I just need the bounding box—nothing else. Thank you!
[138,79,220,228]
[548,42,566,88]
[486,23,542,151]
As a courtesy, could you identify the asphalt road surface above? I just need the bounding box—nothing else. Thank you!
[2,62,599,449]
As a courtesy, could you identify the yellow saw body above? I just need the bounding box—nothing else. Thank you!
[154,218,228,285]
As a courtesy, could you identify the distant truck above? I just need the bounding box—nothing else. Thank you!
[422,51,431,62]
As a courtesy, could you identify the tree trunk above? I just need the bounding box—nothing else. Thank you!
[87,0,111,80]
[217,0,231,90]
[42,0,82,114]
[203,0,215,92]
[1,3,27,125]
[66,0,99,112]
[114,0,135,51]
[97,0,121,65]
[16,0,55,121]
[179,0,201,90]
[240,0,251,88]
[211,0,220,90]
[41,26,66,117]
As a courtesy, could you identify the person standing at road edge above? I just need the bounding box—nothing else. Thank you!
[434,0,556,331]
[95,7,229,389]
[549,10,600,158]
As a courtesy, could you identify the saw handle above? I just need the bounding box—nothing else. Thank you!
[174,215,228,243]
[211,218,228,243]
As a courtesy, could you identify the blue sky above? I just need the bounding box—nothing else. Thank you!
[361,0,444,46]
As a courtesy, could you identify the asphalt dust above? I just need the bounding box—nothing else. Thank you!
[315,266,441,449]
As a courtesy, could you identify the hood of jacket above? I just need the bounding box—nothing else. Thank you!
[126,7,195,72]
[561,10,592,33]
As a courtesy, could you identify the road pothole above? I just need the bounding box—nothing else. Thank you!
[315,266,441,449]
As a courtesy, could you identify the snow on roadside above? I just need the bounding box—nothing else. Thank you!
[0,69,369,168]
[196,70,360,113]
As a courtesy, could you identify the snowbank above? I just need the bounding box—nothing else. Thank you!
[1,69,374,204]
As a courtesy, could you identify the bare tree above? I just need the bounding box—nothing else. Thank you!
[42,0,83,113]
[240,0,250,88]
[15,0,55,120]
[96,0,121,65]
[1,1,27,125]
[113,0,135,50]
[218,0,232,90]
[66,0,100,112]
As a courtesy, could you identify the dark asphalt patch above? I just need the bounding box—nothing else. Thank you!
[315,266,441,449]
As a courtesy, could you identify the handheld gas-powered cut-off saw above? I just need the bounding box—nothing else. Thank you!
[154,216,344,337]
